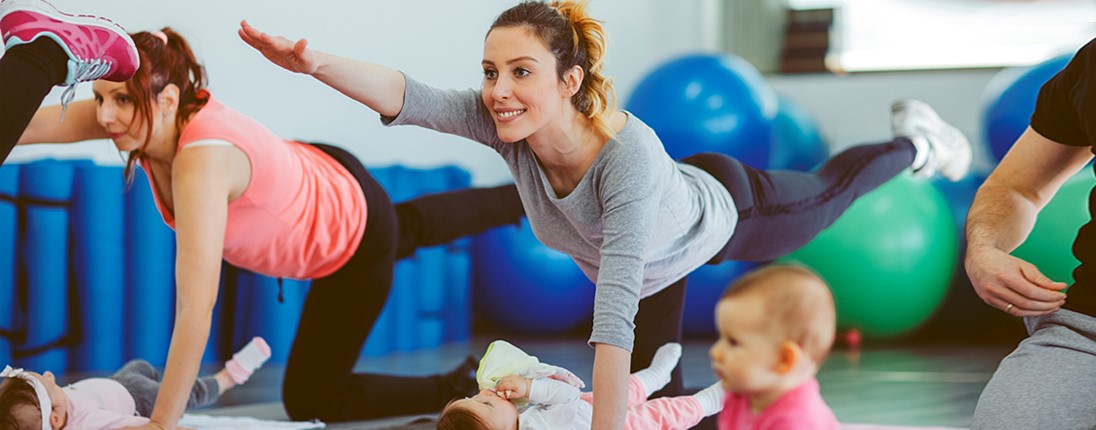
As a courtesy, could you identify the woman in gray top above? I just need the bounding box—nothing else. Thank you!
[238,1,971,426]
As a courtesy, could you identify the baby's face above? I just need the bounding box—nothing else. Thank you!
[709,298,785,394]
[451,389,518,430]
[25,371,67,429]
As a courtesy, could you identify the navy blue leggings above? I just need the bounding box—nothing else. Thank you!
[282,144,524,421]
[686,138,917,262]
[631,138,916,398]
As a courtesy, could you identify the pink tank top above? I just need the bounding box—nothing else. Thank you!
[142,96,367,279]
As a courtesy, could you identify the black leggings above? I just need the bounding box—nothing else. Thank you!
[281,144,524,421]
[0,39,68,164]
[631,138,916,397]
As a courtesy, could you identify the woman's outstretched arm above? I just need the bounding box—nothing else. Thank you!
[238,20,406,118]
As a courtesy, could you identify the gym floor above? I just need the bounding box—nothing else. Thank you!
[195,325,1022,429]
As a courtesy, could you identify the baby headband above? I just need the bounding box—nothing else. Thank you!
[0,365,52,430]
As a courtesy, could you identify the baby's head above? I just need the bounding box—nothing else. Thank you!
[709,264,836,395]
[437,389,518,430]
[0,368,67,430]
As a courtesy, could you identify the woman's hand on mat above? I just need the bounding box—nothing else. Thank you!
[496,375,531,400]
[237,20,319,75]
[966,246,1067,317]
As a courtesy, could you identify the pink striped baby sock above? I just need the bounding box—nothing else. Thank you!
[225,336,272,385]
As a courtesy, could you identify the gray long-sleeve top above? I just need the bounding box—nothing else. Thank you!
[383,76,738,351]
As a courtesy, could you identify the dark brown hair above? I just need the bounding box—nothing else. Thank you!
[122,27,210,184]
[489,0,617,140]
[436,399,493,430]
[0,378,41,430]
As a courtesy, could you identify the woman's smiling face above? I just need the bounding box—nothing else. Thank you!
[481,26,574,143]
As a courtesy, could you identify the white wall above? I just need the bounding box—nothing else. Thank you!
[9,0,719,186]
[10,1,1026,184]
[769,69,1002,174]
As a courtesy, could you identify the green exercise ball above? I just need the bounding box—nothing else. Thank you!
[779,174,958,338]
[1012,171,1096,285]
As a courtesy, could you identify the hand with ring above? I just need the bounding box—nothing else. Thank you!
[966,245,1067,317]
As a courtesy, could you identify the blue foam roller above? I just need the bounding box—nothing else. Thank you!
[411,169,451,349]
[233,270,309,364]
[391,259,417,352]
[355,165,474,354]
[444,243,471,342]
[71,164,125,371]
[230,272,268,360]
[124,168,175,366]
[438,167,473,344]
[389,167,417,351]
[413,170,454,314]
[0,164,20,365]
[19,160,74,372]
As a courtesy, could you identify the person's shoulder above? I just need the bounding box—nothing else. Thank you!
[181,97,234,131]
[604,119,661,161]
[616,112,658,143]
[597,142,656,187]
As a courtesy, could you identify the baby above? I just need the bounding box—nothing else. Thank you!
[711,265,838,429]
[0,337,271,430]
[437,339,724,429]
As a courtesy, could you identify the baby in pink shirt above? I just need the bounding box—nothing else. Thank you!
[0,337,271,430]
[711,265,839,430]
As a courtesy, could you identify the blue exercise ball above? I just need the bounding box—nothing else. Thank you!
[472,219,595,334]
[770,95,829,171]
[931,172,987,243]
[626,54,778,166]
[982,53,1074,162]
[682,260,765,336]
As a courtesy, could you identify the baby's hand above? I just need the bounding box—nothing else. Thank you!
[495,374,531,400]
[546,365,585,389]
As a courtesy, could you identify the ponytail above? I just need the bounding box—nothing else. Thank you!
[122,28,209,184]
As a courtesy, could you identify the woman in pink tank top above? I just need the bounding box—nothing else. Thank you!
[5,8,524,428]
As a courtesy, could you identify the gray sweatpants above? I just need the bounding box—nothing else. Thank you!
[110,359,221,417]
[972,309,1096,429]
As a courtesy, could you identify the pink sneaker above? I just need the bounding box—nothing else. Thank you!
[0,0,138,85]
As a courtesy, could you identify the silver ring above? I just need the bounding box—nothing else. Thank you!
[1005,303,1014,313]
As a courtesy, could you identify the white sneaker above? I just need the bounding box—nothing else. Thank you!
[891,98,972,181]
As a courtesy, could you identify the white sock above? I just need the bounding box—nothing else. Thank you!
[693,382,726,416]
[908,135,931,172]
[632,343,682,396]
